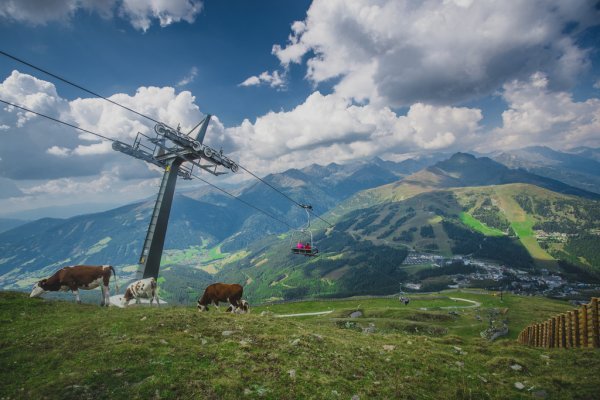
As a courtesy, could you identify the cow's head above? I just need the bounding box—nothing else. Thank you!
[239,300,250,313]
[226,300,250,314]
[198,303,208,312]
[120,288,133,304]
[30,279,48,298]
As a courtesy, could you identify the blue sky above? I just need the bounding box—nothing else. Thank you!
[0,0,313,125]
[0,0,599,218]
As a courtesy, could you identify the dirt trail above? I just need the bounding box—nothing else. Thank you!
[274,310,334,318]
[442,297,481,308]
[273,297,481,317]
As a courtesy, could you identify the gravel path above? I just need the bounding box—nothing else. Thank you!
[274,310,334,318]
[273,297,481,317]
[442,297,482,308]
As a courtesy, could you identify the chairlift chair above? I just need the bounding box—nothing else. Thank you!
[399,283,410,305]
[290,204,319,256]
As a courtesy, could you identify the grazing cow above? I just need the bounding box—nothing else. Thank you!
[226,299,250,314]
[30,265,118,306]
[197,283,243,312]
[121,277,159,307]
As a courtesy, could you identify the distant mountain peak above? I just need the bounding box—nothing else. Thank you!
[422,152,599,199]
[524,145,553,151]
[492,146,600,194]
[449,152,477,162]
[432,152,501,176]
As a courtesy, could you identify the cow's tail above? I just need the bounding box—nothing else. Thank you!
[110,265,119,294]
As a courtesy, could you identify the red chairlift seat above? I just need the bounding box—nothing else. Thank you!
[289,204,319,257]
[291,246,319,256]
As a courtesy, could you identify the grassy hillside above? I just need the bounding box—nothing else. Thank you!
[213,230,410,303]
[1,291,598,399]
[459,212,506,237]
[188,181,600,304]
[338,183,599,270]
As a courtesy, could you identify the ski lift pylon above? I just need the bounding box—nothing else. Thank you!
[290,204,319,256]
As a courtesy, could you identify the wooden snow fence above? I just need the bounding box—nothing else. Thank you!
[518,298,599,349]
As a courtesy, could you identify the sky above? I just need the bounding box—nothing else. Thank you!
[0,0,599,219]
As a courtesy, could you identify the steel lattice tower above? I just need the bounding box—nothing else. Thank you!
[112,115,238,279]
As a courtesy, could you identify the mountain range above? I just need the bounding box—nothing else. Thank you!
[491,146,600,194]
[0,218,26,234]
[211,153,600,302]
[0,147,598,303]
[0,154,443,292]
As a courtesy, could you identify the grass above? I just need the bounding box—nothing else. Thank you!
[459,212,506,237]
[85,237,112,256]
[398,264,433,275]
[162,246,203,265]
[510,218,555,263]
[491,187,556,265]
[1,290,598,399]
[206,245,226,262]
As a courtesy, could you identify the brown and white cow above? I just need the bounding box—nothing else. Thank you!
[197,283,243,312]
[30,265,119,306]
[121,277,159,307]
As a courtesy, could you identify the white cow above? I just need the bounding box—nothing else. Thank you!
[121,277,159,307]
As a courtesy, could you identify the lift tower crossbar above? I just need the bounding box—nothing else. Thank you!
[111,115,239,279]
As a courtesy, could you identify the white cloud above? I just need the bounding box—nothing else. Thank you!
[0,0,203,31]
[120,0,202,31]
[271,20,308,66]
[3,67,598,207]
[0,0,94,25]
[240,70,286,89]
[66,85,204,154]
[0,124,9,131]
[485,73,600,151]
[406,103,481,150]
[46,146,71,157]
[177,67,198,87]
[72,141,114,156]
[594,80,600,90]
[22,173,115,196]
[0,70,68,127]
[272,0,600,107]
[239,76,260,87]
[0,70,206,180]
[225,91,483,174]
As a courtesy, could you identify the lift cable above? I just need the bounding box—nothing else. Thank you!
[238,164,334,227]
[0,98,116,143]
[0,49,164,126]
[0,98,293,229]
[0,50,334,226]
[188,171,294,230]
